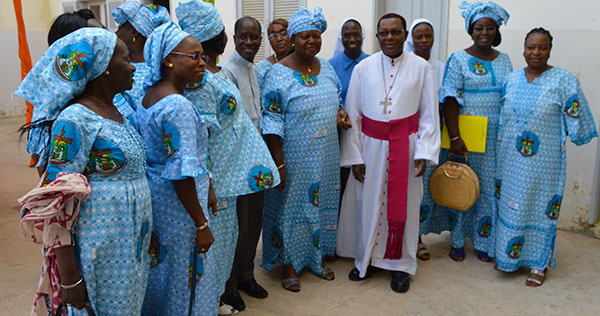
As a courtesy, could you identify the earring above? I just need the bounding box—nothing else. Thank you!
[291,43,295,47]
[168,63,173,68]
[132,36,136,43]
[105,70,110,76]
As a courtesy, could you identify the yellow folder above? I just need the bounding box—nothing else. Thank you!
[441,115,488,153]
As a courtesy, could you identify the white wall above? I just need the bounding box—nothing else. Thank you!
[447,0,600,229]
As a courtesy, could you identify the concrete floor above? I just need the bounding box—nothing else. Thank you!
[0,116,598,316]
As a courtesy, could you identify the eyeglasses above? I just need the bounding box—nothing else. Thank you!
[171,51,209,63]
[377,29,405,38]
[268,30,288,40]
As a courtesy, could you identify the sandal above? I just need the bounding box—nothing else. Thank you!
[476,251,492,263]
[218,303,239,315]
[319,265,335,281]
[449,247,465,262]
[417,242,431,261]
[526,268,547,287]
[281,277,301,292]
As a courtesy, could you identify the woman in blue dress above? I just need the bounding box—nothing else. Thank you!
[112,1,171,124]
[136,22,218,315]
[256,18,293,88]
[495,28,597,287]
[16,28,151,315]
[176,1,280,312]
[261,7,351,292]
[421,1,512,262]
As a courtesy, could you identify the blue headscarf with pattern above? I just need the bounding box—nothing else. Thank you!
[176,0,224,43]
[143,21,190,90]
[459,1,509,32]
[112,1,171,38]
[15,27,117,122]
[288,7,327,36]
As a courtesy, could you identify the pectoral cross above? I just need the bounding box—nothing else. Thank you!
[380,98,391,114]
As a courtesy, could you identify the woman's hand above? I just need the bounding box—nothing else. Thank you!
[277,165,286,190]
[208,181,217,216]
[352,164,365,183]
[195,226,214,254]
[337,108,352,130]
[450,137,468,156]
[60,274,88,310]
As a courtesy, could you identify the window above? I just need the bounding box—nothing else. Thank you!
[237,0,305,62]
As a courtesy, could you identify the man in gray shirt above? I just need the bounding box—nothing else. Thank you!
[220,16,268,312]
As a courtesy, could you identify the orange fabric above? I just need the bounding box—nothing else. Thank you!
[12,0,36,166]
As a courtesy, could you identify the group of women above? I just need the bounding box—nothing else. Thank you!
[14,0,597,315]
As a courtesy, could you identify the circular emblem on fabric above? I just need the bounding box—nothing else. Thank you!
[136,220,150,263]
[506,236,525,259]
[546,195,562,220]
[86,137,126,175]
[515,131,539,157]
[162,122,181,160]
[478,216,492,238]
[293,71,318,87]
[419,205,430,223]
[221,93,237,115]
[308,182,320,207]
[272,227,283,249]
[49,121,81,165]
[145,4,160,12]
[313,229,321,249]
[54,41,94,82]
[565,94,580,118]
[265,91,283,113]
[248,165,274,191]
[469,58,489,76]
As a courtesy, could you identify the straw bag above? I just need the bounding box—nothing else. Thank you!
[429,153,480,211]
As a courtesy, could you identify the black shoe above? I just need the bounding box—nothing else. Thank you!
[238,279,268,299]
[348,266,381,281]
[221,291,246,312]
[390,271,410,293]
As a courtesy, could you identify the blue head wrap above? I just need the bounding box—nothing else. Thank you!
[143,21,190,90]
[288,7,327,36]
[176,0,224,43]
[112,1,171,38]
[15,27,117,122]
[459,1,509,32]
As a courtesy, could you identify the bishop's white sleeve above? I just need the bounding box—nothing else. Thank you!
[340,65,364,167]
[414,65,441,165]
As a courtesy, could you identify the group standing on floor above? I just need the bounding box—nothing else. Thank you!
[14,0,597,315]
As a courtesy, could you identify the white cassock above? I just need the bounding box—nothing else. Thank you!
[337,51,440,277]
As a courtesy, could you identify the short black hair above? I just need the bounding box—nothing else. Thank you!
[47,9,96,45]
[468,20,502,47]
[525,27,553,46]
[201,29,227,55]
[234,16,261,35]
[377,13,406,32]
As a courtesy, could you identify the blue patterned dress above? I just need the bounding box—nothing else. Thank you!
[260,58,341,274]
[420,50,512,257]
[137,94,218,316]
[495,67,597,271]
[257,59,274,89]
[184,70,279,296]
[44,103,152,316]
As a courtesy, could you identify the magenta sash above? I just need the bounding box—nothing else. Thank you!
[362,113,419,260]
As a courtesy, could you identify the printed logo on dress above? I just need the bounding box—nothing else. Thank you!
[313,229,321,249]
[308,182,320,207]
[265,91,282,113]
[293,72,318,87]
[506,236,525,259]
[420,205,430,223]
[87,138,126,175]
[136,220,150,262]
[248,165,275,191]
[145,4,159,12]
[546,195,562,220]
[188,242,204,288]
[515,131,539,157]
[469,58,489,75]
[495,179,502,199]
[565,95,580,118]
[49,122,81,165]
[448,212,457,230]
[162,122,181,160]
[478,216,492,238]
[272,227,283,249]
[54,41,94,81]
[221,93,237,115]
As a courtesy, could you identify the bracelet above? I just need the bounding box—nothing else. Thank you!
[277,164,284,170]
[60,277,83,289]
[196,221,209,231]
[449,135,460,142]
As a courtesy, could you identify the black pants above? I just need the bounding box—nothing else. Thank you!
[225,190,264,294]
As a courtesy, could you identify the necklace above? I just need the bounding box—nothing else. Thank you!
[379,53,404,114]
[294,54,314,73]
[83,94,120,116]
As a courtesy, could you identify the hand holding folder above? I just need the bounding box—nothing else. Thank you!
[441,115,488,153]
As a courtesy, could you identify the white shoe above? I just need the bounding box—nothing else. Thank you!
[218,303,239,315]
